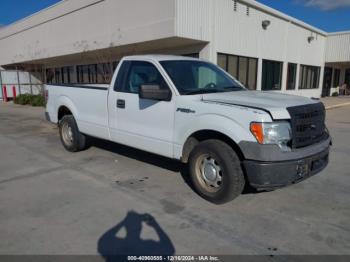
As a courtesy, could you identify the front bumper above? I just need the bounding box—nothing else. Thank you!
[244,147,329,190]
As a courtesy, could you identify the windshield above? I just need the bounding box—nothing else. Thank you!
[160,60,245,95]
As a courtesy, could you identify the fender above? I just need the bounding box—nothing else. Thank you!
[55,95,80,124]
[174,114,257,160]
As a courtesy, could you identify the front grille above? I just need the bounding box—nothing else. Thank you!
[287,103,327,148]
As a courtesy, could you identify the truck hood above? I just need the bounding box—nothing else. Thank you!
[201,91,319,119]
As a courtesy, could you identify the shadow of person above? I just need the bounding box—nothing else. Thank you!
[98,211,175,261]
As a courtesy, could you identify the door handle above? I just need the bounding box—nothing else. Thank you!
[117,99,125,109]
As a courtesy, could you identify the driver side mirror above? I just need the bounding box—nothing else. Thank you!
[139,85,172,101]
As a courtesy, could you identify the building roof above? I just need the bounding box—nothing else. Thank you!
[0,0,332,37]
[328,30,350,36]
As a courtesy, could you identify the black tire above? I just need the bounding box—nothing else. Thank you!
[59,115,87,152]
[188,140,245,204]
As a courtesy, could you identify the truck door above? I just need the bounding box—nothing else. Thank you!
[108,60,175,158]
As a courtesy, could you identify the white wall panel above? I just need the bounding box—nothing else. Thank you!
[176,0,326,97]
[0,0,176,65]
[286,24,325,65]
[175,0,212,41]
[176,0,326,65]
[326,32,350,63]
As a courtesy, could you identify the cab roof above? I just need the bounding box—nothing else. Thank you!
[122,54,201,62]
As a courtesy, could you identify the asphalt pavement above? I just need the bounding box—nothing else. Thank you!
[0,102,349,256]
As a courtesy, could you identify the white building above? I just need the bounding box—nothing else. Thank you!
[0,0,349,99]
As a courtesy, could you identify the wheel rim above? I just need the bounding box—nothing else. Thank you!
[195,154,223,192]
[61,122,74,146]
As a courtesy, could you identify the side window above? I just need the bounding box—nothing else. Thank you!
[114,61,131,91]
[122,61,169,94]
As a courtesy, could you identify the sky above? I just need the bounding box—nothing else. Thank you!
[0,0,350,32]
[0,0,60,26]
[257,0,350,32]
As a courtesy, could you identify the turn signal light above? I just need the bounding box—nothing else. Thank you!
[250,123,264,144]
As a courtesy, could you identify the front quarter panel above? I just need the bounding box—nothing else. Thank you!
[173,97,272,159]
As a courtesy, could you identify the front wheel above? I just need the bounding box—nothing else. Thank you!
[188,140,245,204]
[59,115,88,152]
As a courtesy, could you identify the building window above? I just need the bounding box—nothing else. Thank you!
[217,54,227,71]
[89,64,97,83]
[238,57,248,86]
[299,65,320,89]
[54,68,62,84]
[286,63,297,90]
[46,69,55,84]
[217,53,258,90]
[77,65,90,84]
[333,69,340,87]
[247,58,257,91]
[76,65,82,83]
[62,66,74,84]
[112,61,119,72]
[262,60,283,90]
[76,63,118,84]
[62,67,68,84]
[182,53,200,58]
[97,63,112,84]
[77,64,97,84]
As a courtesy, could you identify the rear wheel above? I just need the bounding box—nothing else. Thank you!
[59,115,87,152]
[188,140,245,204]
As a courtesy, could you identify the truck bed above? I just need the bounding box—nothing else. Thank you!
[45,84,110,140]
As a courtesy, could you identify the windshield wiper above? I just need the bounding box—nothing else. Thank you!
[222,86,245,91]
[184,89,226,95]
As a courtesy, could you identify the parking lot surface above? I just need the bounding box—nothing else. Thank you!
[0,102,349,255]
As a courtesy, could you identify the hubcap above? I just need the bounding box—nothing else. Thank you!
[62,122,74,146]
[196,155,223,192]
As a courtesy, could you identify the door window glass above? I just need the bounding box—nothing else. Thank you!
[122,61,169,94]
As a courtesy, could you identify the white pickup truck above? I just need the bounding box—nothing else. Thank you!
[46,55,331,204]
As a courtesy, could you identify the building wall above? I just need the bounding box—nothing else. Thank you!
[325,32,350,95]
[0,0,346,99]
[0,0,176,66]
[326,32,350,63]
[176,0,327,98]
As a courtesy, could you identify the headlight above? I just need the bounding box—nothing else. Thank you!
[250,121,292,150]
